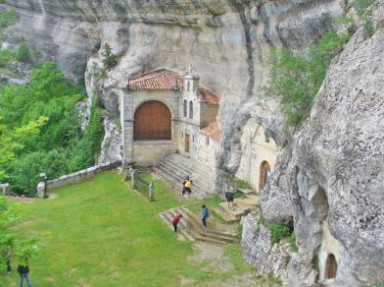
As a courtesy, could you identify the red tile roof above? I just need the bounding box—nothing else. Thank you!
[128,68,183,91]
[127,68,219,105]
[200,122,221,142]
[199,86,219,105]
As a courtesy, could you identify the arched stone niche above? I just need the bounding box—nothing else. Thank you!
[318,220,340,280]
[235,118,278,193]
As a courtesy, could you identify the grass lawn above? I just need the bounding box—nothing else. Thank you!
[1,171,253,287]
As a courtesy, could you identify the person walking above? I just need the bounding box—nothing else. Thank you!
[181,176,188,197]
[201,205,209,228]
[172,214,183,233]
[184,178,192,197]
[225,190,234,211]
[17,257,33,287]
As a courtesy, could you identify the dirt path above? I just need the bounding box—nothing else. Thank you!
[180,242,282,287]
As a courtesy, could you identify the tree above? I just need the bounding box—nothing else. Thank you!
[0,196,39,276]
[0,117,47,181]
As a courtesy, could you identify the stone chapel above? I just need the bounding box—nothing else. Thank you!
[120,65,220,168]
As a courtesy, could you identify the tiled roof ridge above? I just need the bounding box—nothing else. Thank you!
[198,86,220,105]
[200,121,221,141]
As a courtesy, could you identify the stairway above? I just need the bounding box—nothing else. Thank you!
[153,153,216,199]
[212,189,260,223]
[159,207,239,245]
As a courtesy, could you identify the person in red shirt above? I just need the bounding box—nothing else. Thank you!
[172,214,183,233]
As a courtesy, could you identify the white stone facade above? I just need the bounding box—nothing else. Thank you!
[236,118,278,192]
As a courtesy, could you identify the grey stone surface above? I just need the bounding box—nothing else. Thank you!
[1,0,383,286]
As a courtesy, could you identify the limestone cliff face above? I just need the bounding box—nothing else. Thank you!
[257,6,384,286]
[2,0,383,286]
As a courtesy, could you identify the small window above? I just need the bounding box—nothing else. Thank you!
[206,137,210,146]
[187,81,190,91]
[189,101,193,119]
[183,100,187,117]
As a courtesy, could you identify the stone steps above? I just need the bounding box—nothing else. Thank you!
[162,156,215,189]
[154,153,216,199]
[159,207,239,245]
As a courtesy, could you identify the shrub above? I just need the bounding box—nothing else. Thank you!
[237,224,243,240]
[269,223,292,243]
[101,43,118,69]
[363,19,374,38]
[17,42,30,62]
[228,174,251,190]
[0,10,18,29]
[354,0,374,16]
[258,215,293,244]
[289,232,298,252]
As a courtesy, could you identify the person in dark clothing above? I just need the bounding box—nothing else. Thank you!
[172,214,183,233]
[17,258,32,287]
[201,205,209,228]
[225,191,234,211]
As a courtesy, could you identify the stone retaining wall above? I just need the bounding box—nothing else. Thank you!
[46,162,121,190]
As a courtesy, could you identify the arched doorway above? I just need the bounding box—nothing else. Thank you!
[259,161,271,192]
[134,101,171,140]
[325,253,338,279]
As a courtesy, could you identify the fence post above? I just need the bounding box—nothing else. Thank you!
[131,170,136,189]
[148,181,154,201]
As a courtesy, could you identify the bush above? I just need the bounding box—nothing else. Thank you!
[267,32,349,127]
[364,19,374,38]
[269,223,292,243]
[101,43,118,69]
[289,232,298,252]
[354,0,374,17]
[228,175,251,190]
[0,10,18,29]
[17,42,30,62]
[258,215,293,244]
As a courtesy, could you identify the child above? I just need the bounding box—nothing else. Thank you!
[184,178,192,196]
[172,214,183,233]
[181,176,188,196]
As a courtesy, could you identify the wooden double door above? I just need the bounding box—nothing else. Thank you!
[134,101,171,140]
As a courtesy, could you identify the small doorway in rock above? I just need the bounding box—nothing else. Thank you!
[259,161,271,192]
[185,134,190,153]
[325,253,338,279]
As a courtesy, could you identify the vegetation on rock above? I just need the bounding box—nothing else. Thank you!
[101,43,118,69]
[267,32,349,127]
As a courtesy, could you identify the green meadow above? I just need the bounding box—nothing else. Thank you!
[1,171,253,287]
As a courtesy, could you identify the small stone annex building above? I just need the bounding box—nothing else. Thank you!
[235,118,279,193]
[119,65,220,167]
